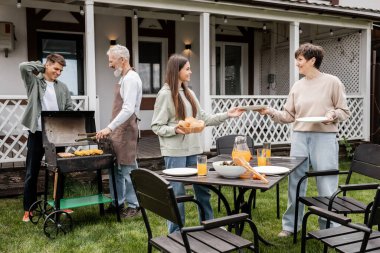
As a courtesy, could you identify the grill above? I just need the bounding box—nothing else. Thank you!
[42,111,114,173]
[29,111,120,239]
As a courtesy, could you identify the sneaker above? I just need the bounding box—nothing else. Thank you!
[106,204,125,214]
[22,211,32,222]
[121,207,141,219]
[278,230,293,238]
[63,209,74,214]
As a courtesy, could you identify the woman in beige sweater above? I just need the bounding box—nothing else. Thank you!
[259,43,350,237]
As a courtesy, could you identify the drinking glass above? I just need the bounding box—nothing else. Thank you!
[257,148,267,166]
[197,155,208,176]
[263,142,271,158]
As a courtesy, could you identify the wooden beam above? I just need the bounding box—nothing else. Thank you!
[70,11,85,24]
[35,9,50,20]
[158,19,167,30]
[237,26,248,37]
[26,8,37,61]
[125,17,133,64]
[215,34,249,43]
[35,20,84,32]
[138,17,144,26]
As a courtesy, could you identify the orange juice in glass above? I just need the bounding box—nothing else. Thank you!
[263,142,271,158]
[232,136,252,162]
[231,149,252,162]
[257,148,267,166]
[197,155,208,176]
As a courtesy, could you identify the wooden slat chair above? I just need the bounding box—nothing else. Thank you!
[293,143,380,243]
[216,135,281,219]
[130,168,261,253]
[301,186,380,253]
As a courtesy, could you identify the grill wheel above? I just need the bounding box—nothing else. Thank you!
[43,210,73,239]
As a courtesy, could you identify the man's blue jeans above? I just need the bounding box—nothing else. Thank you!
[164,155,213,233]
[108,161,139,208]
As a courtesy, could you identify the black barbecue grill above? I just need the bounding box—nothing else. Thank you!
[29,111,121,239]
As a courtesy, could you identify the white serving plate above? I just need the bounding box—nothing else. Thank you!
[162,168,197,176]
[252,166,290,175]
[296,116,329,123]
[239,105,267,111]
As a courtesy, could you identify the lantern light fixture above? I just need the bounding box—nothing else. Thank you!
[80,6,85,15]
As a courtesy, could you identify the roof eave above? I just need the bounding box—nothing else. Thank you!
[226,0,380,21]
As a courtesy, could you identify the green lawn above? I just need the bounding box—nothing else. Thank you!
[0,160,377,253]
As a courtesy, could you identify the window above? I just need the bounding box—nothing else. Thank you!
[138,37,167,95]
[215,42,248,95]
[37,32,84,95]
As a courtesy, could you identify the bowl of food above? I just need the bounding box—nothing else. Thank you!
[212,161,246,178]
[177,117,205,134]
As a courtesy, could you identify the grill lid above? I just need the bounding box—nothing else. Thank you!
[41,111,96,146]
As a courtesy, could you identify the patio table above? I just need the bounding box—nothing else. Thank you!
[157,155,307,217]
[156,155,306,245]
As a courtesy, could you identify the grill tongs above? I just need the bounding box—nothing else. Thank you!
[75,133,97,142]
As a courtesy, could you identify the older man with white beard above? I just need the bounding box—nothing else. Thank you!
[97,45,142,218]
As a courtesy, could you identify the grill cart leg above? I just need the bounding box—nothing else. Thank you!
[110,164,121,222]
[96,169,105,216]
[44,165,49,207]
[53,171,65,211]
[53,172,59,210]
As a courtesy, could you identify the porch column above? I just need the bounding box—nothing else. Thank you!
[200,12,212,151]
[132,13,139,71]
[269,24,277,95]
[289,22,299,88]
[210,16,216,95]
[360,27,371,141]
[84,0,98,125]
[253,30,262,94]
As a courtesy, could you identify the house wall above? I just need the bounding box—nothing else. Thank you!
[94,14,126,130]
[0,5,203,131]
[0,1,373,131]
[0,5,27,95]
[176,21,200,97]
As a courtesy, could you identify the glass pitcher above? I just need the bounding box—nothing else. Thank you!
[231,136,252,162]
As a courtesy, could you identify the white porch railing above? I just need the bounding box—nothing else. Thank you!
[210,95,364,147]
[0,96,88,164]
[0,95,365,164]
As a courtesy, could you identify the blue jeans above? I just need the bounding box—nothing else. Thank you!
[164,156,214,233]
[108,162,139,208]
[282,132,339,232]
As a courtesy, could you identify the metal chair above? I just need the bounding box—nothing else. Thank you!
[301,186,380,253]
[130,168,261,253]
[293,143,380,243]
